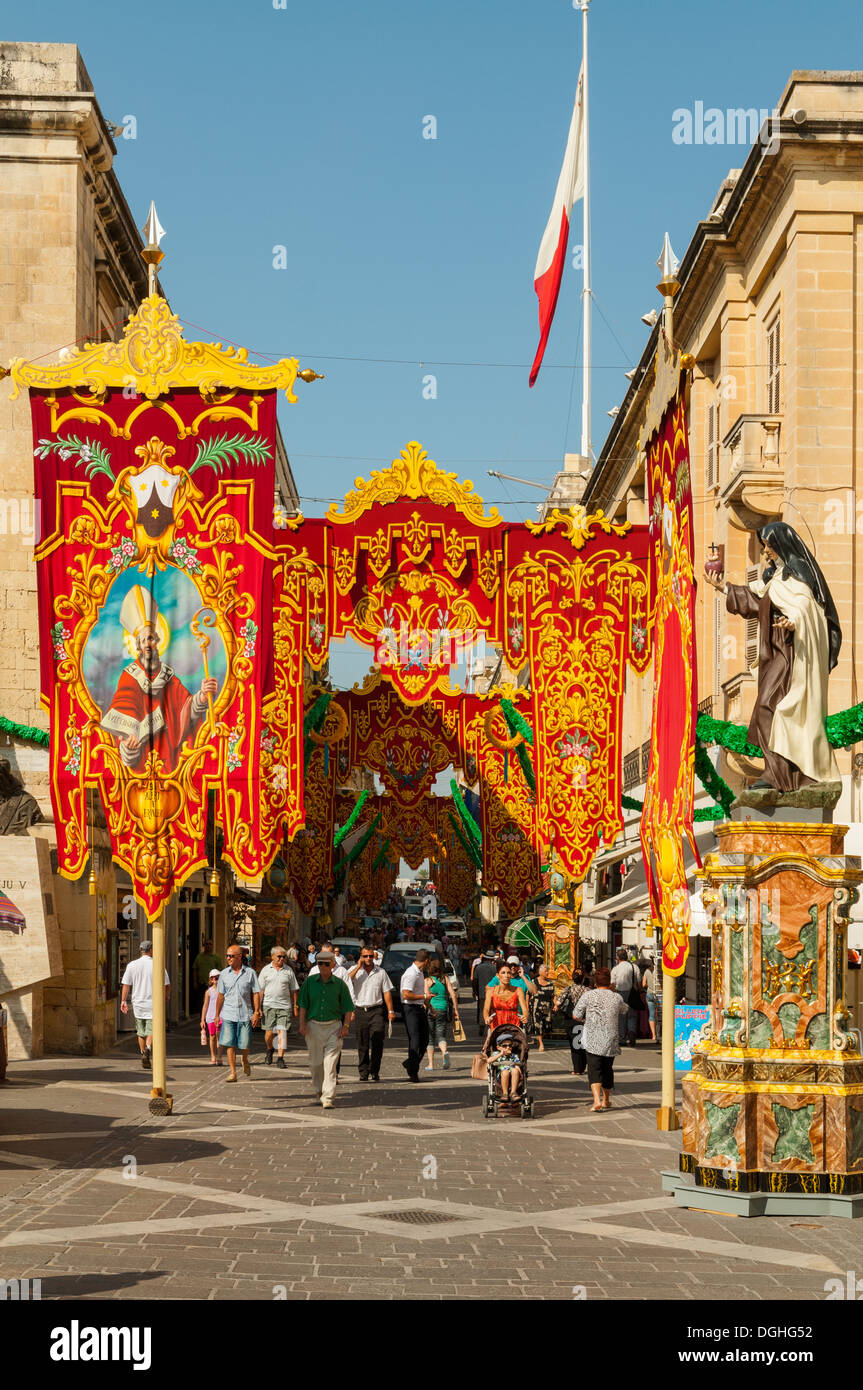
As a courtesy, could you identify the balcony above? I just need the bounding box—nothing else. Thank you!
[623,749,641,792]
[719,414,782,530]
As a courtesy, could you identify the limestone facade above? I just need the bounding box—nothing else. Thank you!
[582,72,863,979]
[0,43,298,1056]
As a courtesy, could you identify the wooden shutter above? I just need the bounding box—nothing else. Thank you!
[745,565,759,668]
[767,314,781,414]
[706,398,718,488]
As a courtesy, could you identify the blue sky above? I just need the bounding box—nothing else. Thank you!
[15,0,859,703]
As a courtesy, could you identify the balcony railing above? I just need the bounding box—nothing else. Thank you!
[697,695,714,718]
[641,739,651,780]
[623,749,641,792]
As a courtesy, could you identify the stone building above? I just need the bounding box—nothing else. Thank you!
[0,42,299,1056]
[579,71,863,994]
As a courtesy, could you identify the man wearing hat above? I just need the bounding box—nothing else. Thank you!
[297,950,354,1108]
[100,585,219,774]
[472,948,501,1037]
[120,940,171,1069]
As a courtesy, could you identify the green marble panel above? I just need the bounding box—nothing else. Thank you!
[772,1102,815,1164]
[704,1100,741,1162]
[777,1001,801,1042]
[805,1006,829,1050]
[729,926,743,1000]
[748,1010,773,1048]
[849,1106,863,1169]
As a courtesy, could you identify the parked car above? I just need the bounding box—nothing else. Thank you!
[331,936,363,963]
[382,942,459,1016]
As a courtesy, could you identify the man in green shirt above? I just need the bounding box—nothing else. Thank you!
[297,950,354,1108]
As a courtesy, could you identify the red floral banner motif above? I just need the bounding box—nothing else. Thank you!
[640,385,698,976]
[286,737,335,916]
[265,518,330,844]
[325,442,506,706]
[342,683,464,810]
[462,698,542,920]
[501,513,652,883]
[30,386,278,918]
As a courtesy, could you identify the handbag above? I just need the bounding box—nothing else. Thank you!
[470,1052,488,1080]
[627,985,643,1009]
[453,1016,466,1043]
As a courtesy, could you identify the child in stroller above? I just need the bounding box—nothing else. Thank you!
[481,1025,534,1118]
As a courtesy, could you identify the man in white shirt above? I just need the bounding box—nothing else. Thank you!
[400,950,429,1082]
[610,947,641,1047]
[257,946,299,1068]
[120,941,171,1070]
[348,945,395,1082]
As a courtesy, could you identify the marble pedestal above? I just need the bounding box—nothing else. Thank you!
[679,818,863,1197]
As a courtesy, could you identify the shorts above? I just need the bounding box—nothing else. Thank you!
[586,1052,615,1090]
[218,1019,252,1051]
[428,1009,448,1046]
[134,1017,152,1039]
[646,992,657,1022]
[206,1020,218,1036]
[263,1008,293,1032]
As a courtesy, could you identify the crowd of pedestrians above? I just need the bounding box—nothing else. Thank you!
[121,927,657,1114]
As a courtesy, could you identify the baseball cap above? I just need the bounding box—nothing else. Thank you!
[506,954,520,965]
[208,968,220,978]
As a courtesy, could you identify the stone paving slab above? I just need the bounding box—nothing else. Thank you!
[0,1017,858,1303]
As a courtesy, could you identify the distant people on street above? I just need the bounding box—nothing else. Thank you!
[573,966,628,1111]
[258,946,299,1067]
[348,944,395,1082]
[297,949,354,1108]
[200,968,223,1065]
[424,957,460,1071]
[641,956,658,1042]
[483,963,529,1037]
[400,949,430,1082]
[554,969,591,1075]
[120,940,170,1070]
[528,964,555,1053]
[610,946,641,1046]
[191,938,221,1014]
[214,945,262,1082]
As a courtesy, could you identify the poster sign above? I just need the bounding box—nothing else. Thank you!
[674,1003,710,1072]
[0,835,63,994]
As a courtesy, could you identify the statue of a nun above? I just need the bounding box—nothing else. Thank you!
[703,522,841,791]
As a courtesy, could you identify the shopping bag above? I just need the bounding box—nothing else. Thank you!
[453,1017,466,1043]
[470,1052,488,1081]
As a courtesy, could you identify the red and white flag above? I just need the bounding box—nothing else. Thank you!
[529,67,585,388]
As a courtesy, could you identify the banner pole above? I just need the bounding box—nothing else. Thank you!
[580,0,591,464]
[149,910,173,1115]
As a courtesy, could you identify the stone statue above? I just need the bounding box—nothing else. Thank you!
[703,522,841,792]
[0,759,44,835]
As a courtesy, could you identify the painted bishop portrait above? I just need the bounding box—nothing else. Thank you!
[99,585,218,774]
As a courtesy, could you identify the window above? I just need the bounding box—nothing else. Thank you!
[706,397,719,489]
[766,313,781,414]
[745,565,760,668]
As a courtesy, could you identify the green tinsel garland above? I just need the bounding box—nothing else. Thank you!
[500,698,534,748]
[694,739,735,815]
[333,788,370,848]
[622,790,724,821]
[333,812,382,878]
[501,704,537,792]
[825,706,863,748]
[450,777,482,846]
[448,811,483,870]
[0,715,49,748]
[695,713,762,759]
[372,838,391,871]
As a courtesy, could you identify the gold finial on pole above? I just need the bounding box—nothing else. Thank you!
[191,607,218,736]
[297,369,325,384]
[140,201,166,297]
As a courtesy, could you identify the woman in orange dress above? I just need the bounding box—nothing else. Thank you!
[483,963,529,1037]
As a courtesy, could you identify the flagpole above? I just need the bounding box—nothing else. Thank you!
[580,0,591,464]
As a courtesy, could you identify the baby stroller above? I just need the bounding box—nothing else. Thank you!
[481,1025,534,1118]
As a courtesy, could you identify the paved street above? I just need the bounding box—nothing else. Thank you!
[0,998,853,1303]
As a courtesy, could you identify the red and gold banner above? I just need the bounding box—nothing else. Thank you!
[286,740,335,915]
[15,296,306,917]
[464,698,541,919]
[502,512,651,882]
[640,379,698,976]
